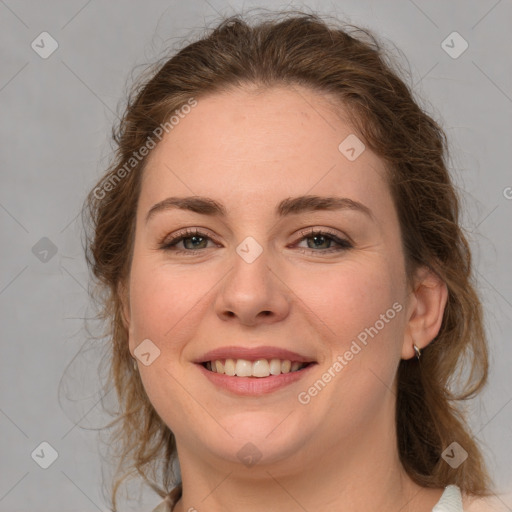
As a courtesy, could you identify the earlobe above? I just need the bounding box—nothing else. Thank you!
[401,266,449,360]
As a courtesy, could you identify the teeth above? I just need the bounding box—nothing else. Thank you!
[235,359,252,377]
[205,358,308,377]
[281,360,291,373]
[224,359,235,376]
[269,359,281,375]
[253,359,270,377]
[290,361,301,372]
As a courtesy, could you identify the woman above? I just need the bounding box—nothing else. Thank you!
[83,10,504,512]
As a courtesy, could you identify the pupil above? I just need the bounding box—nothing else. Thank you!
[186,236,205,249]
[309,235,328,249]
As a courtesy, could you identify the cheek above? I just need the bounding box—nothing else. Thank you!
[128,256,211,345]
[287,259,401,345]
[290,262,403,429]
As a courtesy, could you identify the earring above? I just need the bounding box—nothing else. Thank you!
[413,344,421,360]
[132,358,138,371]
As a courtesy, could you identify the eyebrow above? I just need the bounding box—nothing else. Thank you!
[145,195,374,223]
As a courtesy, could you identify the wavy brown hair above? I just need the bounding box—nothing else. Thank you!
[82,9,493,510]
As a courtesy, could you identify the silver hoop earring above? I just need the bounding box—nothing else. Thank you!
[413,344,421,360]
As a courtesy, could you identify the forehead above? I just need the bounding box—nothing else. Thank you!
[140,85,389,213]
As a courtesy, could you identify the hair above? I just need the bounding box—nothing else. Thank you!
[82,8,493,510]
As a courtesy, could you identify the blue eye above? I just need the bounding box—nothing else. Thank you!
[159,228,353,256]
[294,229,353,254]
[159,228,216,254]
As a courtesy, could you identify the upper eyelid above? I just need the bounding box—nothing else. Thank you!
[162,226,348,240]
[160,227,352,249]
[161,227,218,244]
[295,227,353,244]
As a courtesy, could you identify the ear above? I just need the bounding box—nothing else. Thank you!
[401,266,448,360]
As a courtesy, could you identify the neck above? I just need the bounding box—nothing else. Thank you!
[171,402,443,512]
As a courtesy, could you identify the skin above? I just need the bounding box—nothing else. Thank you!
[120,85,449,512]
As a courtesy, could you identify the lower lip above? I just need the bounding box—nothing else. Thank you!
[195,363,317,396]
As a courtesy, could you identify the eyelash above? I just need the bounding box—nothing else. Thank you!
[158,228,353,256]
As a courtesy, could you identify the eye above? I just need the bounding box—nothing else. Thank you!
[293,228,353,255]
[158,227,353,256]
[158,228,218,255]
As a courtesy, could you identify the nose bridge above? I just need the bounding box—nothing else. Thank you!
[214,235,290,324]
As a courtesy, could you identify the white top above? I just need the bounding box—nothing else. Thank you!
[151,483,465,511]
[433,485,464,511]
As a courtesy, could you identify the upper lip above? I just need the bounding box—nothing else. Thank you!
[194,346,316,364]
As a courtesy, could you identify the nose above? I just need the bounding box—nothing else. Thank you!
[214,247,291,326]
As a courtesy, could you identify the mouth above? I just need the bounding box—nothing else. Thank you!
[195,358,317,396]
[199,358,315,378]
[193,346,317,395]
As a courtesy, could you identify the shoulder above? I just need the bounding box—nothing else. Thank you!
[461,491,511,512]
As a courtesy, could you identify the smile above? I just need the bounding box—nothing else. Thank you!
[203,358,311,377]
[196,359,317,396]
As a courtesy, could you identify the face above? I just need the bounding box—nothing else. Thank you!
[121,85,414,471]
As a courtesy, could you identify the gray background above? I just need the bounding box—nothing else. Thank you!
[1,1,511,511]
